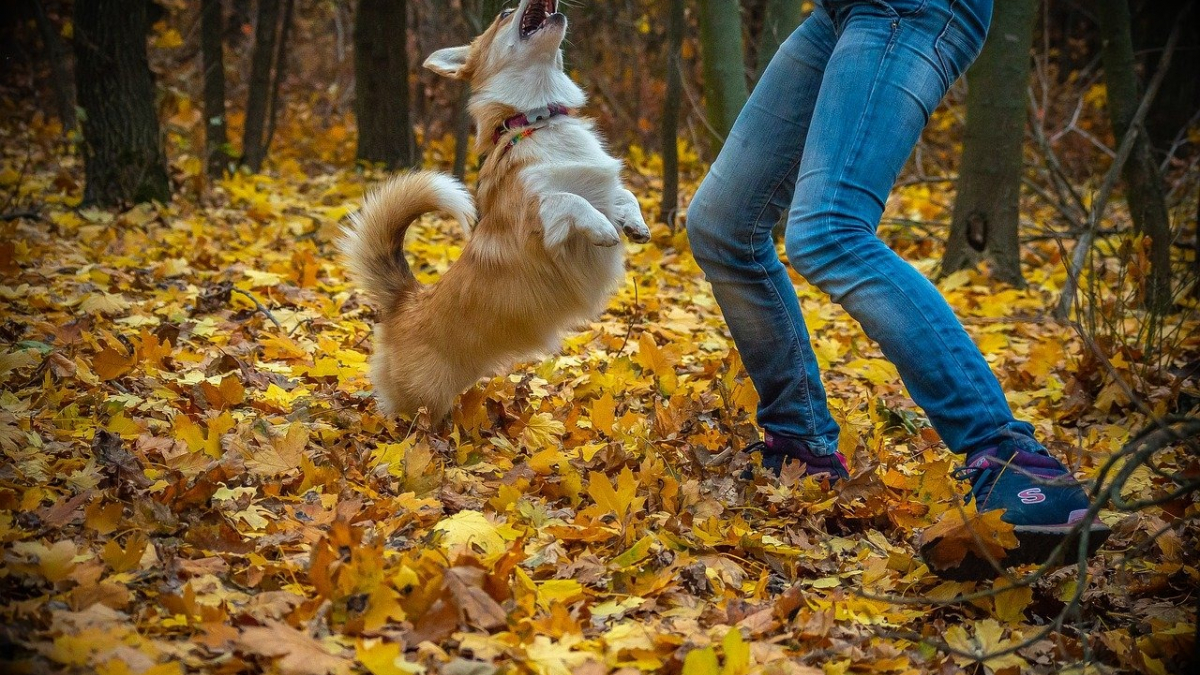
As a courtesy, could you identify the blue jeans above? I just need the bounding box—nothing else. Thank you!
[687,0,1042,457]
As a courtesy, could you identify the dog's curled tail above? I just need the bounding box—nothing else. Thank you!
[339,172,476,309]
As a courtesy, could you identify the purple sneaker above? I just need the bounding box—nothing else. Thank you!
[743,432,849,481]
[921,446,1111,580]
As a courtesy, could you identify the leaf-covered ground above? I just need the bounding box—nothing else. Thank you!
[1,110,1198,675]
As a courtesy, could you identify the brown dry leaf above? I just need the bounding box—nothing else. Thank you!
[237,621,352,675]
[246,424,307,476]
[93,344,138,381]
[445,566,507,631]
[918,505,1018,571]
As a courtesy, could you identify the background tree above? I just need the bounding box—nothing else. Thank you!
[697,0,748,155]
[755,0,804,81]
[262,0,295,155]
[660,0,686,226]
[201,0,229,177]
[31,0,75,134]
[1136,0,1200,156]
[73,0,169,206]
[942,0,1037,286]
[355,0,417,169]
[1097,0,1174,314]
[452,0,505,179]
[242,0,284,172]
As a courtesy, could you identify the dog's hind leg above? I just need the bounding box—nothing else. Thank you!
[539,192,621,249]
[612,188,651,243]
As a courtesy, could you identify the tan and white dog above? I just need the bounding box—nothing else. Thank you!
[339,0,650,419]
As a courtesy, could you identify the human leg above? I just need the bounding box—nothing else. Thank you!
[686,6,842,456]
[787,0,1107,575]
[785,0,1024,457]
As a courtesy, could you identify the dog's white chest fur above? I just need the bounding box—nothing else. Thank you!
[518,122,625,219]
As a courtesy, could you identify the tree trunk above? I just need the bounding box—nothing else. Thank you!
[73,0,170,206]
[242,0,280,172]
[201,0,228,178]
[32,0,76,134]
[1097,0,1173,315]
[660,0,685,227]
[697,0,749,155]
[451,0,505,179]
[1135,0,1200,155]
[755,0,803,82]
[355,0,416,169]
[263,0,295,155]
[227,0,252,45]
[1193,184,1199,300]
[942,0,1036,287]
[452,83,471,180]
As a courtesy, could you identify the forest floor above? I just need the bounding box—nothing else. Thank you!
[0,105,1198,675]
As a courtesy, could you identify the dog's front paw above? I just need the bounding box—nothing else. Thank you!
[621,217,651,244]
[587,226,622,247]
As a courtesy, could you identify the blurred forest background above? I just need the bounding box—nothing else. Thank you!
[2,0,1198,299]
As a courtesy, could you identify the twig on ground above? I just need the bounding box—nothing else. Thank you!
[613,276,641,359]
[231,288,283,329]
[1,210,41,222]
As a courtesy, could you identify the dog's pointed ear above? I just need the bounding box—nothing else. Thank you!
[424,46,471,80]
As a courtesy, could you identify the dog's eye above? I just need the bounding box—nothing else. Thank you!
[499,8,515,19]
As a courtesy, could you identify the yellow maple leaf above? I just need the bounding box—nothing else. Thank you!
[433,510,516,562]
[80,292,131,315]
[633,332,679,393]
[11,539,78,582]
[523,635,595,675]
[521,412,565,451]
[943,619,1028,671]
[356,640,421,675]
[722,627,750,675]
[586,467,644,521]
[246,424,307,477]
[590,392,616,436]
[991,579,1034,624]
[682,646,720,675]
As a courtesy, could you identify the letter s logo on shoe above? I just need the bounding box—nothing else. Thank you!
[1017,488,1046,504]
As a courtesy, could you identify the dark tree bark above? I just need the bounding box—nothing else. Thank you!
[942,0,1037,286]
[263,0,295,155]
[1193,184,1199,300]
[659,0,685,227]
[32,0,76,134]
[355,0,417,169]
[242,0,280,172]
[73,0,170,206]
[755,0,804,81]
[697,0,749,155]
[452,83,472,180]
[1097,0,1174,314]
[452,0,504,179]
[1135,0,1200,155]
[201,0,229,177]
[227,0,252,45]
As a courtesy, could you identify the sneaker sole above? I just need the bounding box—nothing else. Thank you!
[921,522,1111,582]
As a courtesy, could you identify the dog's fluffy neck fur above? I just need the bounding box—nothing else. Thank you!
[470,61,586,154]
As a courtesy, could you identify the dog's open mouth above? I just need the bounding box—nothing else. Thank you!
[520,0,559,39]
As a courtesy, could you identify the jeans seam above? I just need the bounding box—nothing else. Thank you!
[744,150,821,440]
[821,18,1006,447]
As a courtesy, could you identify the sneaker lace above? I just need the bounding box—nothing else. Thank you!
[952,465,995,503]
